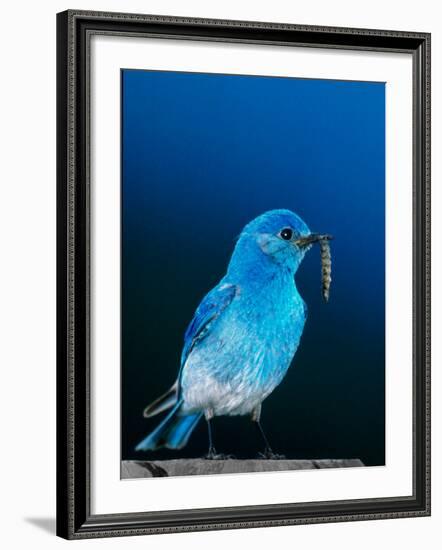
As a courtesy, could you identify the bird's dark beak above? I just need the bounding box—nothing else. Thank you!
[295,233,333,248]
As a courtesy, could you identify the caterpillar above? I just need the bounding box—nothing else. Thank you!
[319,237,332,302]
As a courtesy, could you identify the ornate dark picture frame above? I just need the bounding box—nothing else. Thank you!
[56,9,431,540]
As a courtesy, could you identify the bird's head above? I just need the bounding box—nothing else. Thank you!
[229,209,331,278]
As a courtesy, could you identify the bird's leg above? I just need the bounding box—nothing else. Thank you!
[204,409,235,460]
[205,409,218,459]
[251,406,285,460]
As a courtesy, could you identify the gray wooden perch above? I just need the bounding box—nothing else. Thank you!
[121,458,364,479]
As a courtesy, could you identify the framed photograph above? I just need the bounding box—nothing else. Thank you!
[56,10,431,539]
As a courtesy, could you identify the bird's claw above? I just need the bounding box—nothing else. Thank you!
[258,449,286,460]
[204,448,235,460]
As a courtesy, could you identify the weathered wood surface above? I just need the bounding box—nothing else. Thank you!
[121,458,364,479]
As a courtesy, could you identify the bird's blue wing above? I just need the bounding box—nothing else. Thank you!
[180,283,238,370]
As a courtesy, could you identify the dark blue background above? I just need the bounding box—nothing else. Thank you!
[122,69,385,465]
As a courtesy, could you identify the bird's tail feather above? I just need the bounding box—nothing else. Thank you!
[135,401,202,451]
[143,381,178,418]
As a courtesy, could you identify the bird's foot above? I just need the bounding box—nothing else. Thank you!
[258,448,286,460]
[204,448,235,460]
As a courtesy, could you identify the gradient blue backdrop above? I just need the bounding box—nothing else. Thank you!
[122,69,385,466]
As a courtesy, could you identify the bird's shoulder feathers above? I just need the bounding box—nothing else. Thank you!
[180,282,238,370]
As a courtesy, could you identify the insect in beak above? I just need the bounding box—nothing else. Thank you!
[295,233,333,303]
[294,233,333,248]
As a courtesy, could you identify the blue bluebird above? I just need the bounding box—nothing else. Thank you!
[136,209,331,458]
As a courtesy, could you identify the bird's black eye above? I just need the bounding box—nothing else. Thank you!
[280,228,293,241]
